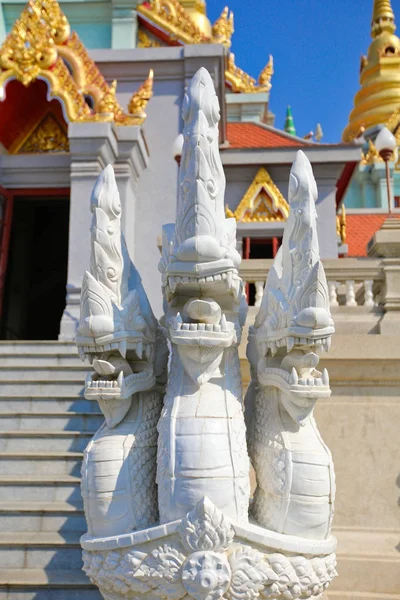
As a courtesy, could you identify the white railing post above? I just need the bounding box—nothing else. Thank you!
[328,281,339,307]
[363,279,375,308]
[255,281,264,307]
[345,280,357,307]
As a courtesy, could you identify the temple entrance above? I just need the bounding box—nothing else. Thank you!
[243,236,282,305]
[1,192,70,340]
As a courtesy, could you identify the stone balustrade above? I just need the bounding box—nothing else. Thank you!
[240,257,400,334]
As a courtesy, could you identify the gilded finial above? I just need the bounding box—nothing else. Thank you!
[315,123,323,141]
[372,0,395,37]
[212,6,234,48]
[98,80,118,117]
[128,69,154,122]
[258,55,273,90]
[336,204,347,244]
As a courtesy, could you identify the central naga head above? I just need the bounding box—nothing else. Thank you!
[76,165,167,427]
[250,151,335,422]
[159,67,247,385]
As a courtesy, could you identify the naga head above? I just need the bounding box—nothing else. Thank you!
[251,151,335,422]
[76,165,168,427]
[159,67,247,385]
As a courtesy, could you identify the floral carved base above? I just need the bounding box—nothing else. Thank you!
[81,498,337,600]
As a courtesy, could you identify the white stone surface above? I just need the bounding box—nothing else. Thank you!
[79,71,337,600]
[245,150,336,541]
[76,164,168,539]
[157,67,250,525]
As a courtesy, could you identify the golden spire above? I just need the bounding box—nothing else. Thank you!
[371,0,395,36]
[128,69,154,122]
[212,7,234,48]
[342,0,400,141]
[179,0,212,37]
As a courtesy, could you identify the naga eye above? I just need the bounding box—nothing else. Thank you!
[297,208,303,215]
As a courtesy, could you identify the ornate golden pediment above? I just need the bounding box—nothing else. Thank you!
[0,0,153,126]
[228,167,289,223]
[18,112,69,153]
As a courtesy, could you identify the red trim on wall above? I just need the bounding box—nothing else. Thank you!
[336,161,358,209]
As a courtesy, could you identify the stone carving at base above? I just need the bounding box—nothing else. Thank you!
[77,68,337,600]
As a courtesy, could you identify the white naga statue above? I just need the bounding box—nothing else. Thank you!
[79,68,338,600]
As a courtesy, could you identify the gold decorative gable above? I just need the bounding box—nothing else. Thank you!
[229,168,289,223]
[137,0,272,94]
[18,112,69,153]
[0,0,153,125]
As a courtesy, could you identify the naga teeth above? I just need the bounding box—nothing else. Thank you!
[117,371,124,387]
[145,344,152,362]
[119,340,127,359]
[182,323,190,330]
[323,337,332,352]
[322,368,329,386]
[198,323,205,331]
[287,337,295,353]
[221,314,227,331]
[176,312,183,325]
[136,341,143,359]
[290,367,299,385]
[205,324,212,331]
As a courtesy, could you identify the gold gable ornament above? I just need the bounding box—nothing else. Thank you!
[0,0,154,129]
[228,167,289,223]
[18,112,69,153]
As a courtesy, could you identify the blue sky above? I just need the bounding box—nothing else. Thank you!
[208,0,400,142]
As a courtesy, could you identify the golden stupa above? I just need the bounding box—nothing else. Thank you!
[342,0,400,141]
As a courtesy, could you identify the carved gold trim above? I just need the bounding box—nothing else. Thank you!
[229,168,289,223]
[137,29,161,48]
[138,0,269,94]
[360,140,384,165]
[0,0,153,128]
[212,7,234,48]
[336,204,346,244]
[17,112,69,153]
[128,69,154,121]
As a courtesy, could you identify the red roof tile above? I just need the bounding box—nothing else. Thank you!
[227,123,306,149]
[346,214,400,256]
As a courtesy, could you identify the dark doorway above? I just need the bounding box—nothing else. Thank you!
[243,237,282,305]
[2,195,70,340]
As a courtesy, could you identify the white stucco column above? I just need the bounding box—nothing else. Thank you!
[113,125,149,260]
[59,122,118,341]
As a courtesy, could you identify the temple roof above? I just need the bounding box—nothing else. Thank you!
[137,0,273,94]
[0,0,153,125]
[226,122,310,149]
[343,0,400,141]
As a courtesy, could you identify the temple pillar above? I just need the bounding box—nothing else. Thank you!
[59,122,118,341]
[113,125,149,260]
[111,0,141,49]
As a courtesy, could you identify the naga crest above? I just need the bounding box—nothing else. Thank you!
[76,165,167,427]
[159,67,247,385]
[250,151,335,421]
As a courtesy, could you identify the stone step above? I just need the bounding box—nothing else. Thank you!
[0,452,83,476]
[0,412,103,431]
[0,396,99,413]
[0,342,78,355]
[0,532,84,570]
[0,501,86,533]
[0,381,85,396]
[0,366,88,381]
[0,569,101,600]
[0,475,82,502]
[0,355,85,367]
[0,431,92,452]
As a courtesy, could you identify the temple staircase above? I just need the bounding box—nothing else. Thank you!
[0,341,102,599]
